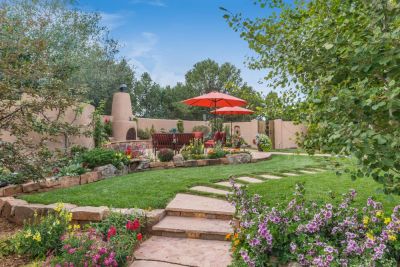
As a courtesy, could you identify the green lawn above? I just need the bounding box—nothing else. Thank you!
[19,155,400,212]
[20,155,322,209]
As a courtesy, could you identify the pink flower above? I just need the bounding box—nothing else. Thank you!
[137,233,143,241]
[107,226,117,240]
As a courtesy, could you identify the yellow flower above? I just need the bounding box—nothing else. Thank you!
[32,232,41,242]
[234,233,239,239]
[225,233,232,240]
[24,229,32,238]
[234,239,240,246]
[54,203,65,213]
[363,216,369,225]
[66,212,73,222]
[68,225,73,231]
[73,224,80,230]
[389,235,397,241]
[375,210,383,218]
[384,217,391,225]
[366,232,375,241]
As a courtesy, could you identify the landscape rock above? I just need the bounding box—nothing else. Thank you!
[220,157,229,164]
[13,204,49,225]
[183,160,198,167]
[46,203,77,211]
[2,185,22,196]
[137,159,150,170]
[39,177,61,188]
[95,164,117,179]
[173,154,184,167]
[226,153,252,164]
[207,159,221,166]
[0,198,28,220]
[196,159,208,166]
[71,206,110,221]
[59,176,81,188]
[116,165,129,176]
[80,171,99,184]
[146,209,166,230]
[22,181,41,193]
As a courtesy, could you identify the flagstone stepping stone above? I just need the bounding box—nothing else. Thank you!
[260,174,283,180]
[130,261,181,267]
[236,176,263,183]
[310,168,326,172]
[152,215,231,240]
[281,172,299,176]
[190,186,230,196]
[299,170,318,174]
[134,236,231,267]
[166,193,234,216]
[215,181,243,188]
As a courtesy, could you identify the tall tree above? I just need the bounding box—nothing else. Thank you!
[223,0,400,193]
[132,73,164,118]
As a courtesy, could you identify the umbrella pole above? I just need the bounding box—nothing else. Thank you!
[214,101,217,133]
[230,120,233,140]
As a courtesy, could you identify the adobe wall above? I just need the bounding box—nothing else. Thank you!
[137,118,209,133]
[272,119,307,149]
[224,120,259,148]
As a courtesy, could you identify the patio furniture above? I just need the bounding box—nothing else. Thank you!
[152,133,195,155]
[175,133,195,151]
[204,132,226,148]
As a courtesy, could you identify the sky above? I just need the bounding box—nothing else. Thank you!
[76,0,273,95]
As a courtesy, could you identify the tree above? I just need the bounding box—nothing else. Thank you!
[132,73,164,118]
[223,0,400,193]
[259,91,300,121]
[0,0,111,180]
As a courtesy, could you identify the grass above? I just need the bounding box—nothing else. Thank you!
[19,155,322,209]
[247,171,400,213]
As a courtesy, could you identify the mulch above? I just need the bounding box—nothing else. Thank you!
[0,217,31,267]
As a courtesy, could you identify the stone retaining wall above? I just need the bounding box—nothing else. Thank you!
[0,196,165,228]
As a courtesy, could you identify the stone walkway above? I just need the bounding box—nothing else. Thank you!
[131,167,327,267]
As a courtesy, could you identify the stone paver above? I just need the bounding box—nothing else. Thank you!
[152,216,231,236]
[166,194,234,216]
[310,168,326,172]
[281,172,299,177]
[236,176,263,183]
[299,170,317,174]
[215,181,243,188]
[250,151,272,160]
[130,261,182,267]
[260,174,283,180]
[190,186,230,196]
[134,236,231,267]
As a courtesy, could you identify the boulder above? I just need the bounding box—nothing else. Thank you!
[39,177,61,188]
[0,198,28,220]
[196,159,208,166]
[1,185,22,197]
[71,206,110,222]
[183,160,198,167]
[220,157,229,164]
[226,153,252,164]
[22,181,41,193]
[59,176,81,188]
[207,159,221,166]
[136,159,150,170]
[80,171,99,184]
[94,164,117,179]
[116,165,129,176]
[173,154,184,167]
[46,203,77,211]
[13,204,49,225]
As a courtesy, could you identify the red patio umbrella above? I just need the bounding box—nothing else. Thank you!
[211,106,254,137]
[182,91,247,132]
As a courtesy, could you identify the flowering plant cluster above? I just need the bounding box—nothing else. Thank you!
[123,144,146,159]
[228,181,400,266]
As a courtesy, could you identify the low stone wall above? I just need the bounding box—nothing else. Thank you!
[0,196,165,228]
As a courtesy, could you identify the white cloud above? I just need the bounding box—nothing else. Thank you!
[130,0,166,7]
[99,12,126,30]
[121,32,184,86]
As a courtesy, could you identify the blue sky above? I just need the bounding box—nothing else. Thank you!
[77,0,272,94]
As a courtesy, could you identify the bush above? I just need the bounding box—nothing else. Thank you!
[180,138,205,160]
[14,203,72,259]
[177,120,184,133]
[256,134,272,152]
[80,148,130,169]
[56,163,86,177]
[228,182,400,266]
[137,128,151,140]
[0,167,26,186]
[158,148,174,162]
[207,142,227,159]
[192,125,210,136]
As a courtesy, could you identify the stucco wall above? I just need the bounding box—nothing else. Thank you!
[137,118,209,133]
[272,119,307,149]
[224,120,259,148]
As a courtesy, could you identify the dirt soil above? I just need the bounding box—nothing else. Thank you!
[0,217,30,267]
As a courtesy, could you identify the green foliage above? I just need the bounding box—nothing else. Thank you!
[14,204,72,259]
[157,148,174,162]
[224,0,400,193]
[231,134,246,148]
[177,120,184,133]
[181,138,205,160]
[80,148,130,169]
[192,125,210,136]
[207,142,227,159]
[259,92,300,121]
[56,163,86,177]
[104,120,112,137]
[210,118,224,133]
[256,134,272,152]
[93,101,109,148]
[137,128,151,140]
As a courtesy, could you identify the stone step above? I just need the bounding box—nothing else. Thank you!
[152,216,231,241]
[309,168,326,172]
[215,181,243,188]
[260,174,283,180]
[281,172,299,176]
[134,236,231,267]
[299,170,318,174]
[236,176,263,183]
[166,193,234,220]
[189,186,230,196]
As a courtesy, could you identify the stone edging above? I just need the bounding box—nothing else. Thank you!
[0,197,165,229]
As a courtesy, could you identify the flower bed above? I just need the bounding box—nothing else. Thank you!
[228,181,400,266]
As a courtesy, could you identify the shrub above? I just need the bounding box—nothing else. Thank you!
[104,119,112,136]
[14,203,72,259]
[256,134,272,152]
[80,148,130,169]
[137,128,151,140]
[228,182,400,266]
[56,163,86,177]
[232,134,246,148]
[192,125,210,136]
[0,167,26,186]
[207,142,227,159]
[177,120,184,133]
[180,138,205,160]
[69,145,88,157]
[158,148,174,162]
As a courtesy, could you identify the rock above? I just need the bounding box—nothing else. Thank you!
[94,164,117,179]
[137,159,150,170]
[220,157,229,164]
[0,197,15,214]
[39,177,61,188]
[145,209,166,231]
[80,171,99,185]
[196,159,208,166]
[2,185,22,196]
[150,162,169,169]
[116,165,129,176]
[22,181,41,193]
[226,153,252,164]
[173,154,184,167]
[71,206,110,221]
[0,198,28,220]
[207,159,221,166]
[59,176,81,188]
[13,204,49,225]
[183,160,198,167]
[46,203,77,211]
[111,208,146,217]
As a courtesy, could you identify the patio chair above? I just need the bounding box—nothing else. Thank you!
[152,133,174,156]
[204,132,226,148]
[175,133,195,152]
